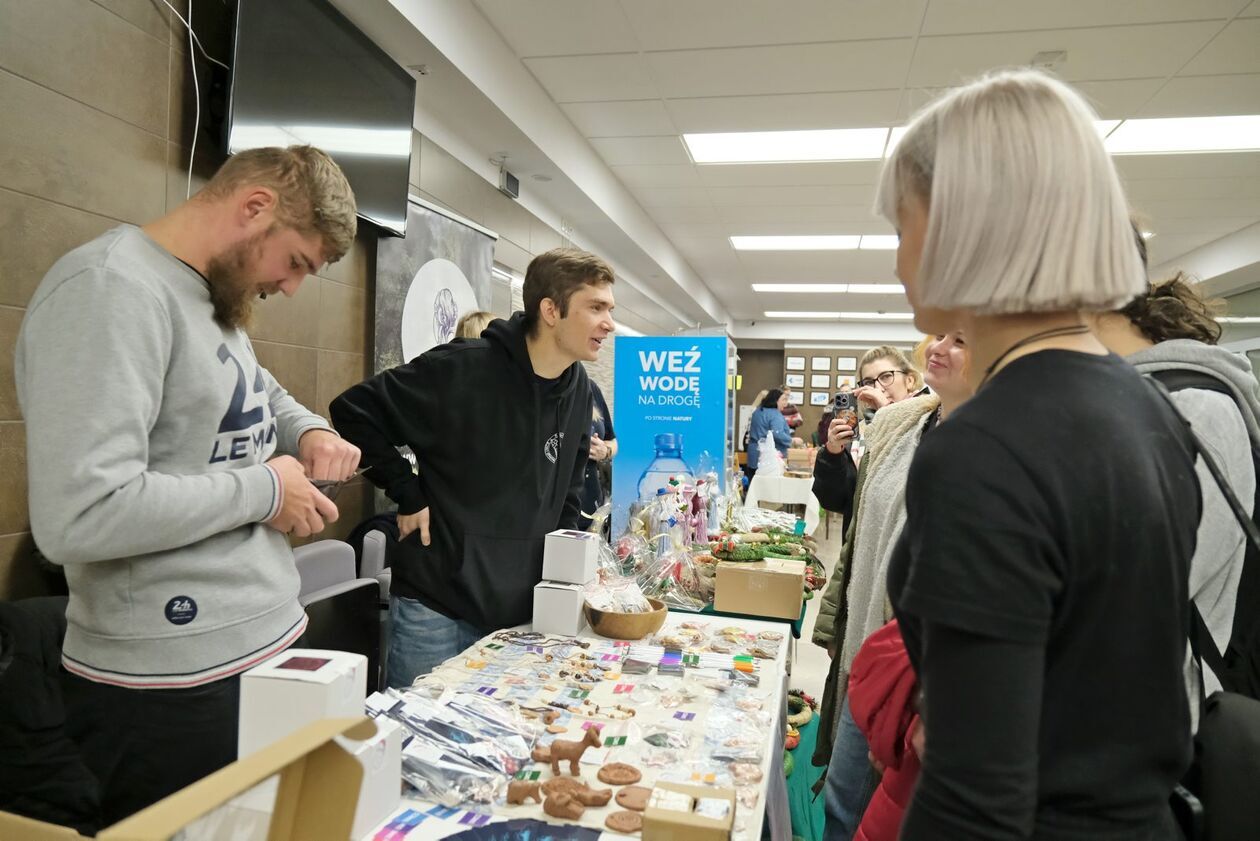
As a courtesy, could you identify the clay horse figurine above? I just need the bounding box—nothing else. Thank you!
[549,727,602,776]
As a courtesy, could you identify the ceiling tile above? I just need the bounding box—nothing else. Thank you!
[665,90,903,132]
[1123,177,1260,202]
[611,164,703,187]
[921,0,1248,35]
[1146,231,1237,264]
[627,185,713,207]
[1131,197,1260,219]
[648,205,721,224]
[1139,74,1260,116]
[473,0,638,57]
[620,0,928,50]
[590,135,692,165]
[523,54,658,102]
[1114,152,1260,180]
[560,100,677,137]
[715,204,888,225]
[696,161,883,188]
[1071,79,1169,118]
[734,250,901,279]
[1135,216,1260,236]
[646,40,916,98]
[908,22,1221,87]
[1180,19,1260,76]
[706,184,880,207]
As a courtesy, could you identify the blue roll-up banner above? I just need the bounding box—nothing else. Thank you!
[612,336,731,538]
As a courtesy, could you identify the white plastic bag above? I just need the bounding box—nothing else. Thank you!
[756,432,784,477]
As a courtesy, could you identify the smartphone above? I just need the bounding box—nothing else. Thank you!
[833,392,858,429]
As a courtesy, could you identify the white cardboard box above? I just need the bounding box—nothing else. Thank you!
[532,581,586,635]
[344,716,402,840]
[238,649,368,758]
[542,528,601,584]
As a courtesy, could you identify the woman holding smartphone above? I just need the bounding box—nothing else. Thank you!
[879,70,1200,840]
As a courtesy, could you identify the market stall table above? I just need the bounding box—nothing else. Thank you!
[744,475,820,536]
[364,613,793,840]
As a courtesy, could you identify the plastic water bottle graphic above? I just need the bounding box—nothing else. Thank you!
[637,432,694,501]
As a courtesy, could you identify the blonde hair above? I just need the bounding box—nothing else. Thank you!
[876,69,1143,315]
[859,345,923,392]
[455,310,495,339]
[200,146,357,263]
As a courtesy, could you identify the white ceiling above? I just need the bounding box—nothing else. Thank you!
[467,0,1260,324]
[332,0,1260,340]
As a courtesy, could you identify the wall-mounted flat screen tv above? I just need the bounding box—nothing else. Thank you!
[227,0,416,236]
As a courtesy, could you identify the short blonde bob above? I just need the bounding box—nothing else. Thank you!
[876,69,1144,315]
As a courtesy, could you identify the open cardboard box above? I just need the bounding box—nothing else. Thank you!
[0,717,376,841]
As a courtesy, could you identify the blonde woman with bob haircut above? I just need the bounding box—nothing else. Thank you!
[877,70,1201,840]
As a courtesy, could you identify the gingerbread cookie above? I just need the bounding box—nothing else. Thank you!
[597,762,643,786]
[614,784,651,811]
[604,810,644,834]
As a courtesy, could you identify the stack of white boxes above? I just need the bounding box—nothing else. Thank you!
[532,529,601,635]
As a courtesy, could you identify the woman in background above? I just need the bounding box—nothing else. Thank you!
[454,309,494,340]
[579,381,617,532]
[745,388,793,480]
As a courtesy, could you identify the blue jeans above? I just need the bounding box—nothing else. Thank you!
[822,700,880,841]
[386,595,484,689]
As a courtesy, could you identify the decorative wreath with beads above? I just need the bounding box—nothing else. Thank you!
[787,688,817,728]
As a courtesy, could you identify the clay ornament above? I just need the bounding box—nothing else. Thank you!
[597,762,643,786]
[543,792,585,820]
[541,776,587,797]
[531,744,552,763]
[506,780,542,805]
[604,810,644,834]
[614,785,651,811]
[573,785,613,807]
[550,726,603,776]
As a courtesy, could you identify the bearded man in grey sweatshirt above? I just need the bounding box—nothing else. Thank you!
[15,145,362,826]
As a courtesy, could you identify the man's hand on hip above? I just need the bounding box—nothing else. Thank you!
[298,429,361,481]
[398,508,431,546]
[265,455,339,537]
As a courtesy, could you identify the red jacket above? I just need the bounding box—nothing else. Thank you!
[848,619,920,841]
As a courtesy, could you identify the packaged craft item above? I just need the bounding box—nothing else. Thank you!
[636,547,707,611]
[583,576,654,614]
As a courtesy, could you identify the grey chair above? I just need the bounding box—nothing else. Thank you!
[292,540,382,691]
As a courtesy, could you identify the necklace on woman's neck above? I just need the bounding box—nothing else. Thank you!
[978,323,1091,389]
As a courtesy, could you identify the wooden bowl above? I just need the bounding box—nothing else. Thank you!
[583,597,668,640]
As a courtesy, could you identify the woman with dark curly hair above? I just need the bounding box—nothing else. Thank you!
[1092,275,1260,727]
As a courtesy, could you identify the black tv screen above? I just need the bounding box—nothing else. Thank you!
[227,0,416,236]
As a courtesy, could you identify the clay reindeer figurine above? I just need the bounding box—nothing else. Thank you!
[549,727,602,776]
[506,779,543,805]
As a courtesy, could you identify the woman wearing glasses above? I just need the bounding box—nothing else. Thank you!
[880,70,1199,840]
[854,346,925,417]
[813,333,971,841]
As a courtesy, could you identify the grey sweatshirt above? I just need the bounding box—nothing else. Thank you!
[1128,340,1260,707]
[16,225,329,687]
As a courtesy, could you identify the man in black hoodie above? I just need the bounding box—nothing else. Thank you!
[331,248,615,687]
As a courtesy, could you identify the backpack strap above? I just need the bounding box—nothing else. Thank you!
[1145,377,1260,676]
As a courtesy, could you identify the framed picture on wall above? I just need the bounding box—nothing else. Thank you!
[788,391,805,405]
[837,375,855,389]
[785,373,805,388]
[810,373,831,388]
[811,356,832,371]
[786,356,806,371]
[837,356,857,372]
[809,392,829,406]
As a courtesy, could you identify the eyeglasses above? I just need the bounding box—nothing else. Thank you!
[858,370,905,389]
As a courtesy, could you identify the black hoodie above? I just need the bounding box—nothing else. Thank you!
[330,313,591,629]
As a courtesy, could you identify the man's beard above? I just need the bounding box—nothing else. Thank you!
[205,231,267,330]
